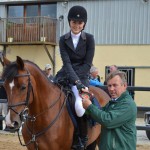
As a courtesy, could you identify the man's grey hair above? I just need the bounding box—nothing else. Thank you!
[90,66,98,73]
[110,65,118,70]
[106,70,127,84]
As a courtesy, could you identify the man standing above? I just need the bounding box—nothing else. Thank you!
[0,73,8,131]
[45,64,54,82]
[82,70,137,150]
[109,65,118,73]
[103,65,118,88]
[89,66,103,87]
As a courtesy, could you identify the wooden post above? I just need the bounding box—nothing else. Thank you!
[0,115,3,130]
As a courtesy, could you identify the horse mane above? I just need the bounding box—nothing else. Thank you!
[2,59,46,82]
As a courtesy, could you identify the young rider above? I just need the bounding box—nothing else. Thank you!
[55,5,95,149]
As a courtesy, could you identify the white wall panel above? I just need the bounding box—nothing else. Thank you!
[57,0,150,44]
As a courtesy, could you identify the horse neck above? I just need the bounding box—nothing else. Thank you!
[28,65,61,113]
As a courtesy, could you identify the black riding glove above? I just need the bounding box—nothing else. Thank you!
[75,80,86,93]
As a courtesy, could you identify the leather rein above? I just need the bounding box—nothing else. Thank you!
[7,68,67,150]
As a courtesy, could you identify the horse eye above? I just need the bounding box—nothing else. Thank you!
[20,84,26,91]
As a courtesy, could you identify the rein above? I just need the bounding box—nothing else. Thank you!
[18,86,67,149]
[18,88,67,148]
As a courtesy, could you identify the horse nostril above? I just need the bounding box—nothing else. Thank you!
[13,121,19,128]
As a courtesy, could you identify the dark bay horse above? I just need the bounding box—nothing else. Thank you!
[2,56,110,150]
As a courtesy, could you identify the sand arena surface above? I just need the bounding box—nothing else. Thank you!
[0,131,149,150]
[0,118,149,150]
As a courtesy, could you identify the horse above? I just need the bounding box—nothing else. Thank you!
[2,56,110,150]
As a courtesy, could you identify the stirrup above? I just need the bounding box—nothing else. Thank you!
[71,137,84,150]
[81,136,88,148]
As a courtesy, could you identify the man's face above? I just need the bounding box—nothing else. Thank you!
[109,66,117,73]
[45,68,51,75]
[107,75,127,99]
[90,71,99,79]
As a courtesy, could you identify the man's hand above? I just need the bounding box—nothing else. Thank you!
[81,93,92,109]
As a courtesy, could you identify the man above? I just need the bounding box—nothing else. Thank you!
[104,65,118,94]
[89,66,103,87]
[109,65,118,73]
[0,73,8,131]
[81,70,137,150]
[45,64,54,82]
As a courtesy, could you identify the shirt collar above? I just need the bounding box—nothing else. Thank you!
[111,91,128,102]
[65,31,86,40]
[71,31,81,39]
[111,98,118,101]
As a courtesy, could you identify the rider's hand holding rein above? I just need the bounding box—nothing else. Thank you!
[75,80,86,93]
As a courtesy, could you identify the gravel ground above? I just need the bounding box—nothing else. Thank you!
[136,118,150,145]
[0,118,149,150]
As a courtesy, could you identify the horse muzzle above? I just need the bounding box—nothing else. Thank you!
[5,110,23,132]
[6,121,20,133]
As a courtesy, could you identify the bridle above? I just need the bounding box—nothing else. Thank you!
[6,68,67,150]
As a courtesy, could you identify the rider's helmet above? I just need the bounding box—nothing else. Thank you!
[68,6,87,24]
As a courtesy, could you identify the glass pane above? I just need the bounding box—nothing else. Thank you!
[41,4,56,18]
[26,5,38,17]
[8,6,23,18]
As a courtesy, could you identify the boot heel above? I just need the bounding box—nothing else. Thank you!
[71,136,84,150]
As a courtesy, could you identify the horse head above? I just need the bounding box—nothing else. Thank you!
[2,56,34,132]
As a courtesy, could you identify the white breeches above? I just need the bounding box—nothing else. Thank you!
[71,85,85,117]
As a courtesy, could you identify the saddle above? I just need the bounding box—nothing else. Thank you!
[54,78,77,127]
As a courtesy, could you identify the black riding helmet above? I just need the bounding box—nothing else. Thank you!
[68,5,87,24]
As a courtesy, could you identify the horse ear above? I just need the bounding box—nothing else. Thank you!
[3,56,11,66]
[16,56,24,70]
[0,52,10,66]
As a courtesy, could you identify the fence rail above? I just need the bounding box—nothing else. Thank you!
[136,125,150,130]
[97,85,150,91]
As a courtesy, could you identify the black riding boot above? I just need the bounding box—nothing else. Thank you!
[71,133,84,150]
[72,115,88,150]
[78,115,88,149]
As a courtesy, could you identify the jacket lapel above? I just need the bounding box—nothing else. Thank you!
[65,32,75,52]
[76,31,86,52]
[64,31,86,53]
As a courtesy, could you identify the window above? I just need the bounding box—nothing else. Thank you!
[8,3,57,18]
[8,6,23,18]
[26,5,38,17]
[41,4,57,18]
[105,66,135,87]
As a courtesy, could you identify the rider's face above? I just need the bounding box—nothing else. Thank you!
[70,20,85,34]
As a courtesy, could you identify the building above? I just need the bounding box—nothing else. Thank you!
[0,0,150,106]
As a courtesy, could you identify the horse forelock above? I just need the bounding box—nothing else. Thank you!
[2,62,18,82]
